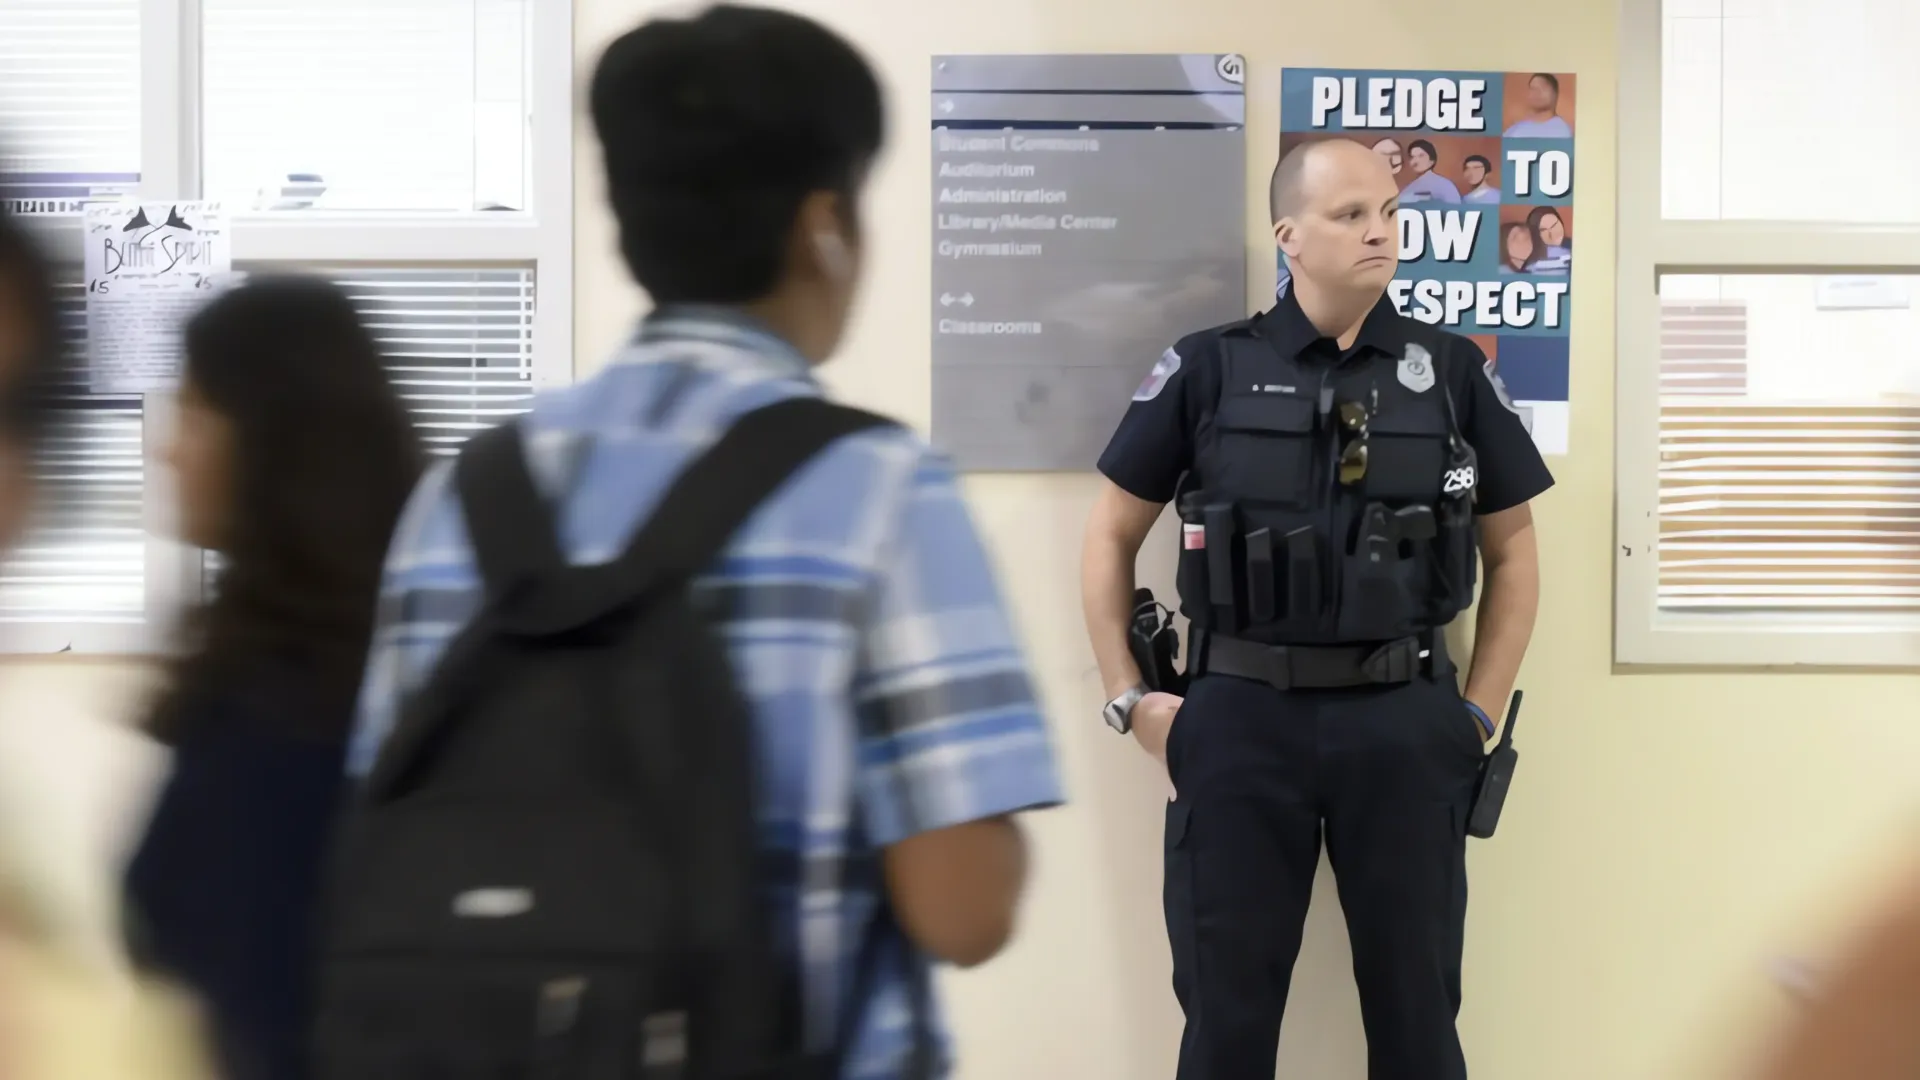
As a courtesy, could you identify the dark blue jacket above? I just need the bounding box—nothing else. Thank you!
[124,669,347,1080]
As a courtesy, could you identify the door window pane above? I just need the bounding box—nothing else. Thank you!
[201,0,530,213]
[1663,0,1920,222]
[0,0,141,216]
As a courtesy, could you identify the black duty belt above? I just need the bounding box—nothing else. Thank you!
[1196,630,1447,691]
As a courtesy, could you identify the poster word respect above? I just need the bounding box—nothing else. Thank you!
[1280,68,1577,454]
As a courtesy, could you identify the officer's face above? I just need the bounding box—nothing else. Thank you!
[1539,212,1566,246]
[1462,161,1486,187]
[1408,146,1433,173]
[1277,142,1401,294]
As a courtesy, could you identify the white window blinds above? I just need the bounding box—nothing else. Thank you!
[1656,299,1920,615]
[1658,300,1747,398]
[0,267,535,627]
[0,0,142,215]
[0,280,146,625]
[201,0,530,212]
[314,267,538,454]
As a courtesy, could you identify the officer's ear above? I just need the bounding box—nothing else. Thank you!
[1274,216,1303,260]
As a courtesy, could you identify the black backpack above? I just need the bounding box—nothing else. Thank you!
[313,397,905,1080]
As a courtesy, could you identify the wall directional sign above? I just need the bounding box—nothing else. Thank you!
[930,53,1247,472]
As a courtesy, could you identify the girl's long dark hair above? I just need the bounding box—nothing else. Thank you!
[146,276,423,743]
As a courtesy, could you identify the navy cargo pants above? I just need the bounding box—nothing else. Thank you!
[1161,669,1484,1080]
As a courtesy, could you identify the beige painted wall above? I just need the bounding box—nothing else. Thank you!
[567,3,1920,1077]
[6,1,1920,1077]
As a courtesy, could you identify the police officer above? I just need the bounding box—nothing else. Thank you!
[1079,137,1552,1080]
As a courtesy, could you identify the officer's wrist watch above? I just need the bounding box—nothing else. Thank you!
[1103,684,1148,735]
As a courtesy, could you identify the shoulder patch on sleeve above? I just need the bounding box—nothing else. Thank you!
[1480,357,1521,416]
[1132,347,1183,402]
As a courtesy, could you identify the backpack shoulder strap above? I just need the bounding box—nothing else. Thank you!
[607,395,896,594]
[364,397,896,792]
[453,421,567,604]
[443,396,894,638]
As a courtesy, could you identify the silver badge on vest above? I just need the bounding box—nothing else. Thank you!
[1397,343,1435,394]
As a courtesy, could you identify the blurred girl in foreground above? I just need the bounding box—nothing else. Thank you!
[123,276,422,1080]
[0,209,213,1077]
[1752,858,1920,1079]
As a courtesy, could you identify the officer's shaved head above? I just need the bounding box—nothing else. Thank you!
[1269,138,1395,224]
[1268,140,1319,224]
[1270,138,1401,295]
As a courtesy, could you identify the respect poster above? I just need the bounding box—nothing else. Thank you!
[1279,69,1576,455]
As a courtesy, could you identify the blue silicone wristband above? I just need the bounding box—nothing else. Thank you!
[1465,701,1494,738]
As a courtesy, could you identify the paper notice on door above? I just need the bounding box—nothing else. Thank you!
[83,202,231,394]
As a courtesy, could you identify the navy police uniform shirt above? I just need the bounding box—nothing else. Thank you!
[1097,287,1556,515]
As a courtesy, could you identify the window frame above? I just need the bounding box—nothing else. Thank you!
[7,0,573,656]
[1616,0,1920,668]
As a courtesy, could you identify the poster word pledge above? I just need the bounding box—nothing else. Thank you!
[1280,68,1577,454]
[84,201,231,394]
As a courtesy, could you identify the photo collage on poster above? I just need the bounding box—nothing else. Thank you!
[1280,69,1576,454]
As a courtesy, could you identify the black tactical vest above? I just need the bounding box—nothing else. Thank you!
[1174,331,1479,645]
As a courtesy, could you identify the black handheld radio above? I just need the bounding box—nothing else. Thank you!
[1465,690,1523,840]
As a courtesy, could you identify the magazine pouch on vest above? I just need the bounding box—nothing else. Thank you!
[311,398,907,1080]
[1177,335,1477,643]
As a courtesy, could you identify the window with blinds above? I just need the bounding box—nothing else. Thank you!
[0,0,142,215]
[0,281,146,625]
[0,0,562,649]
[201,0,530,212]
[314,266,538,454]
[0,267,535,628]
[194,266,536,450]
[1656,280,1920,616]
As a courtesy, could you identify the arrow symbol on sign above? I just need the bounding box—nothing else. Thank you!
[939,293,955,306]
[938,99,954,114]
[959,292,974,306]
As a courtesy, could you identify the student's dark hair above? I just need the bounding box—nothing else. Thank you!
[1529,72,1560,96]
[588,4,886,303]
[146,276,424,744]
[0,208,67,447]
[1464,154,1492,170]
[1408,139,1438,163]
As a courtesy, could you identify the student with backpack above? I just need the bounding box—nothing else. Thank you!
[313,7,1065,1079]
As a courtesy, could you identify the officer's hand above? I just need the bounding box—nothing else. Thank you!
[1131,691,1184,764]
